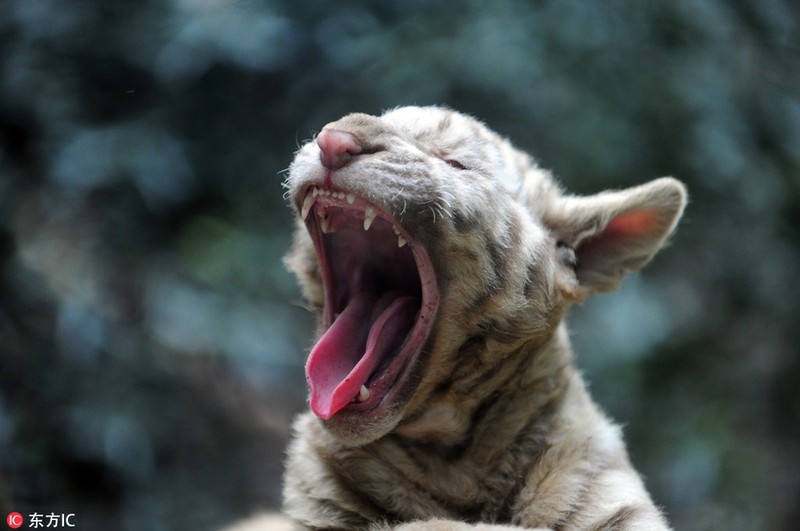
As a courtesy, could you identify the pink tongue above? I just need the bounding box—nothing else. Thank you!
[305,292,419,420]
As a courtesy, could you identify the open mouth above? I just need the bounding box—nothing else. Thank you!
[300,186,439,420]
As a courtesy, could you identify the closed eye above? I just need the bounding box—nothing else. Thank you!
[430,148,468,170]
[444,159,467,170]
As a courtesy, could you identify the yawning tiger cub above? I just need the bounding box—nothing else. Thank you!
[248,106,686,530]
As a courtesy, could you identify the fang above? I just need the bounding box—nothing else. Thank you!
[301,195,314,220]
[364,208,376,231]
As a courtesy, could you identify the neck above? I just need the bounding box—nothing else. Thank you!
[336,325,578,521]
[393,324,574,451]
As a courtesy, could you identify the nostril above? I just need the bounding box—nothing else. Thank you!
[317,128,363,170]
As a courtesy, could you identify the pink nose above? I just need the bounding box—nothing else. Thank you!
[317,128,362,170]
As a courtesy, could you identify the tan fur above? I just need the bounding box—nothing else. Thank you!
[228,107,686,530]
[220,513,295,531]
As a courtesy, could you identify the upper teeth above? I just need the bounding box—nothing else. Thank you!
[304,187,409,248]
[363,208,376,231]
[301,195,314,220]
[392,225,407,248]
[311,188,346,199]
[320,216,330,233]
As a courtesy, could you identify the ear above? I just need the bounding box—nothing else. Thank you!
[545,177,687,295]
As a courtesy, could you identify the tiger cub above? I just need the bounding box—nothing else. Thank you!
[275,106,685,530]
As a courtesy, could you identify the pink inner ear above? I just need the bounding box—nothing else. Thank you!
[604,210,662,239]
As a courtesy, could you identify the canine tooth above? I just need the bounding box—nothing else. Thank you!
[363,208,376,231]
[397,235,407,248]
[301,195,314,220]
[316,208,329,232]
[346,193,355,204]
[312,187,319,197]
[358,385,370,402]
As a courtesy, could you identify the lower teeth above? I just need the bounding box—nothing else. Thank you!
[357,385,370,402]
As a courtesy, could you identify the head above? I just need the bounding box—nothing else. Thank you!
[284,106,686,446]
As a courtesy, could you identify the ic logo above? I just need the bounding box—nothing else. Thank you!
[6,512,23,529]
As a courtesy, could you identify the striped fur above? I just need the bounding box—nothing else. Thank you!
[249,107,686,530]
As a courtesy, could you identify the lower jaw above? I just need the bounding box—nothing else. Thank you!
[319,355,425,446]
[321,401,403,447]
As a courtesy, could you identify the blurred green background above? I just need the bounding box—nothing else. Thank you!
[1,1,798,530]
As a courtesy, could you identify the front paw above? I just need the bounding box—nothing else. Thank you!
[219,513,295,531]
[391,519,550,531]
[392,521,470,531]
